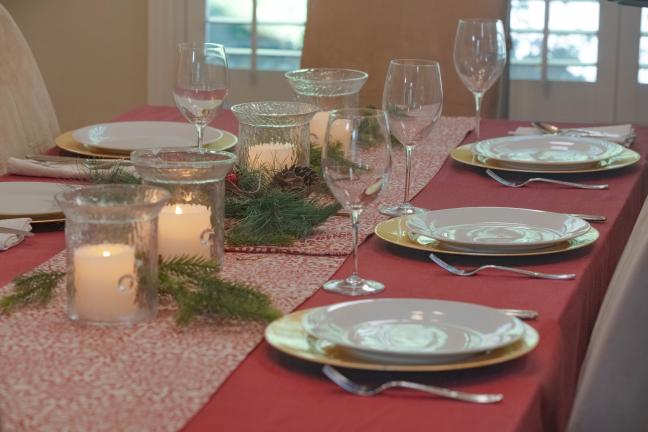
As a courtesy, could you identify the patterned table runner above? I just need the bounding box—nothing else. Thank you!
[0,117,473,431]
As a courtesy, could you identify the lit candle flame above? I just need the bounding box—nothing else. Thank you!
[175,205,183,215]
[102,250,111,257]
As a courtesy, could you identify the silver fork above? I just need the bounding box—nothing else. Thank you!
[486,169,608,190]
[322,365,503,403]
[429,253,575,280]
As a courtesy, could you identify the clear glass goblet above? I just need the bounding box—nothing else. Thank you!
[380,59,443,217]
[453,19,507,140]
[174,42,228,150]
[322,108,392,296]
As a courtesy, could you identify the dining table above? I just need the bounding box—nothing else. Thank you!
[1,106,646,432]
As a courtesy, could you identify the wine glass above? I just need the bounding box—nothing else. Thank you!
[322,108,392,296]
[453,19,507,140]
[380,59,443,217]
[174,42,228,149]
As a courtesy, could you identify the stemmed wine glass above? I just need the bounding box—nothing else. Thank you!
[380,59,443,217]
[453,19,507,140]
[322,108,392,296]
[174,42,228,149]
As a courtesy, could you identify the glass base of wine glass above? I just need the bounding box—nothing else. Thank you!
[323,274,384,296]
[379,203,425,217]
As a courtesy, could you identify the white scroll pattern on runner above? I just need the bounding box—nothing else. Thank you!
[0,117,473,431]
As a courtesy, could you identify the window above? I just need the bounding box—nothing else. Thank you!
[510,0,600,82]
[205,0,307,71]
[639,8,648,84]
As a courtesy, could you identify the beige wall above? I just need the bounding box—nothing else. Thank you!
[2,0,148,132]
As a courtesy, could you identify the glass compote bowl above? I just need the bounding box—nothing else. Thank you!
[285,68,368,147]
[174,42,228,150]
[453,19,507,140]
[322,108,392,296]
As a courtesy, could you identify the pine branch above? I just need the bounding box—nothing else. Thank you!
[225,189,340,246]
[0,271,65,314]
[159,255,218,280]
[89,164,141,185]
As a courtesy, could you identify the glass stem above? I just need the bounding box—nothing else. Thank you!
[350,209,361,278]
[473,92,483,140]
[196,123,205,149]
[403,145,414,205]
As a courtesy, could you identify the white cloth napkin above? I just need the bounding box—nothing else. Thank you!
[512,124,636,147]
[7,157,135,180]
[0,218,32,251]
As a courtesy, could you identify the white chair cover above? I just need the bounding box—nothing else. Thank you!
[0,4,59,174]
[568,197,648,431]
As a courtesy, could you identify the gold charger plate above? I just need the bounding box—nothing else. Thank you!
[265,308,539,372]
[374,215,599,257]
[451,143,641,174]
[55,128,238,159]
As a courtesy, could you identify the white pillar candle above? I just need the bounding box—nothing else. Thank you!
[158,204,212,259]
[309,111,352,151]
[73,243,137,321]
[247,143,294,171]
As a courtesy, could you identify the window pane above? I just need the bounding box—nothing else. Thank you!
[642,8,648,33]
[257,24,305,50]
[510,32,544,63]
[638,68,648,84]
[547,65,597,82]
[207,0,252,20]
[206,23,251,48]
[549,1,599,32]
[257,0,307,23]
[228,54,252,70]
[257,55,301,71]
[510,64,542,80]
[640,37,648,65]
[510,0,546,31]
[548,34,598,64]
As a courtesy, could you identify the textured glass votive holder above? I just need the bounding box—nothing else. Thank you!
[131,148,237,267]
[284,68,368,147]
[231,101,318,172]
[55,184,171,325]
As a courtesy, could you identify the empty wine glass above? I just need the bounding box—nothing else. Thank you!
[453,19,507,140]
[322,108,392,296]
[380,59,443,217]
[174,42,228,149]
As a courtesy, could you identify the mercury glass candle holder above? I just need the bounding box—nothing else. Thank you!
[284,68,368,147]
[231,101,318,173]
[131,148,237,267]
[55,184,171,325]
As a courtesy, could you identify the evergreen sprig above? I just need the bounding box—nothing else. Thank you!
[89,164,141,185]
[0,271,65,314]
[158,255,281,325]
[226,189,339,246]
[0,256,281,326]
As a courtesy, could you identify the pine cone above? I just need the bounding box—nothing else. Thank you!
[272,165,318,192]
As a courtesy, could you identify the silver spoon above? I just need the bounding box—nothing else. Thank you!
[322,365,503,403]
[429,253,576,280]
[486,169,608,190]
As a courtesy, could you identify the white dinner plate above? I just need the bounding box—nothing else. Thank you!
[0,182,74,218]
[406,207,591,252]
[72,121,224,153]
[472,135,624,170]
[301,299,526,364]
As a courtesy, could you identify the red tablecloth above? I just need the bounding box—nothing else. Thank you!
[2,108,646,432]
